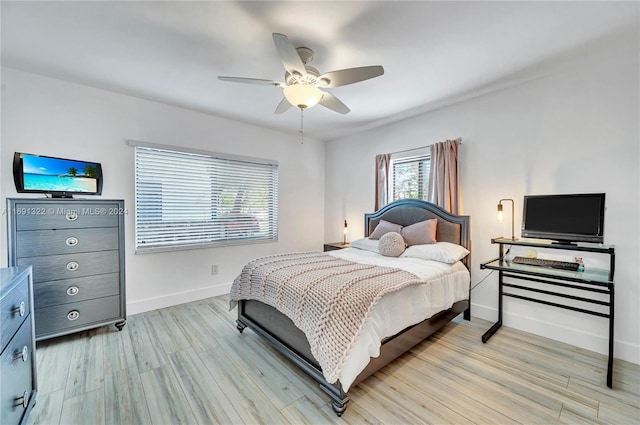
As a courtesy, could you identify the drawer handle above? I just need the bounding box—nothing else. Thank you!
[14,391,29,409]
[12,301,26,317]
[13,346,28,362]
[66,261,79,272]
[65,210,79,221]
[67,286,80,296]
[67,310,80,321]
[66,236,79,247]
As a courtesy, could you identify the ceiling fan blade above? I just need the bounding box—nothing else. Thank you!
[318,66,384,88]
[274,98,292,114]
[272,33,306,76]
[319,91,350,114]
[218,76,283,87]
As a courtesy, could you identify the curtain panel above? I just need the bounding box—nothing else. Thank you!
[374,153,391,210]
[428,138,462,215]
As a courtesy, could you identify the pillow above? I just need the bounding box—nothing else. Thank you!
[369,219,403,240]
[400,241,469,264]
[378,232,406,257]
[349,237,379,253]
[401,219,437,246]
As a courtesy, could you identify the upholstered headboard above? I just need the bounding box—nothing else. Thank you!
[364,199,471,268]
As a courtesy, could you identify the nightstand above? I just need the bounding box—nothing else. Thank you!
[323,242,350,252]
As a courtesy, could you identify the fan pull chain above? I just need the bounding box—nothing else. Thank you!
[299,108,304,144]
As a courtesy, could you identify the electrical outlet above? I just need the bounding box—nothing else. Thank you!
[211,264,219,275]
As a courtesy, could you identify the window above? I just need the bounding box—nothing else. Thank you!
[134,144,278,253]
[390,150,430,202]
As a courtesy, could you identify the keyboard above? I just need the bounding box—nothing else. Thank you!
[512,256,580,271]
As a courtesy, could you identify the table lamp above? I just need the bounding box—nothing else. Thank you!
[343,220,348,244]
[497,198,517,240]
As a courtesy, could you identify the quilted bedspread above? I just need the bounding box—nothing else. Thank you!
[229,251,424,384]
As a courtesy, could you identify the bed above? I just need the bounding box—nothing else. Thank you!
[230,199,471,416]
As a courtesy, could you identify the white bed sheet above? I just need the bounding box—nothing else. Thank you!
[327,247,470,391]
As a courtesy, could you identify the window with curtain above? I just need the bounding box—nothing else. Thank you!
[390,152,430,202]
[134,145,278,253]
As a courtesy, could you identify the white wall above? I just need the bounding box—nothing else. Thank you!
[325,39,639,364]
[1,68,325,314]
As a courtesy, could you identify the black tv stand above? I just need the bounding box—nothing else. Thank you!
[51,192,73,198]
[481,237,615,388]
[551,240,577,246]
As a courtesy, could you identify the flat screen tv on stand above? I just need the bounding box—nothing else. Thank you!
[13,152,103,198]
[521,193,605,245]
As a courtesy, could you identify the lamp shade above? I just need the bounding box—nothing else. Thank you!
[284,84,323,109]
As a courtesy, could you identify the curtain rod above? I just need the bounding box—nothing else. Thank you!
[389,139,462,156]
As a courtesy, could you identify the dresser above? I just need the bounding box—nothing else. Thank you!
[0,266,37,425]
[7,198,126,340]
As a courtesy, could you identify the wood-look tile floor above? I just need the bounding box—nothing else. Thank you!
[27,295,639,424]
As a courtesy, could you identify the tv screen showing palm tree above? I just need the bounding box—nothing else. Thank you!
[15,153,103,194]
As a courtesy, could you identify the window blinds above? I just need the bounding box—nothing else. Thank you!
[391,154,430,201]
[134,145,278,253]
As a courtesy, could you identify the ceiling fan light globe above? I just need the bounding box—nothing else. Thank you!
[283,84,323,109]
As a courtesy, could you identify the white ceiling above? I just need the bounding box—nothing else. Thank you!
[2,1,637,141]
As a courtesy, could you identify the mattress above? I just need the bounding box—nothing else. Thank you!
[326,247,470,391]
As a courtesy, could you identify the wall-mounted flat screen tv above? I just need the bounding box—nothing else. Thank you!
[521,193,605,244]
[13,152,103,198]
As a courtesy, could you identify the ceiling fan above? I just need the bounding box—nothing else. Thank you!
[218,33,384,115]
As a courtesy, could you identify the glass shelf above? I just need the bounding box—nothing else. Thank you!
[481,259,613,286]
[491,237,614,254]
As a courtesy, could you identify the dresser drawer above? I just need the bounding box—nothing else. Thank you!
[18,250,119,283]
[35,295,121,337]
[0,317,34,425]
[13,202,120,231]
[0,275,30,352]
[16,227,119,257]
[34,273,120,309]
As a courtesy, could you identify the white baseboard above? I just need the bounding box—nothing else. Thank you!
[127,282,233,315]
[472,302,639,365]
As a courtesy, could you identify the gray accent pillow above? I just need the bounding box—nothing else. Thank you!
[378,232,406,257]
[401,219,437,246]
[369,219,403,240]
